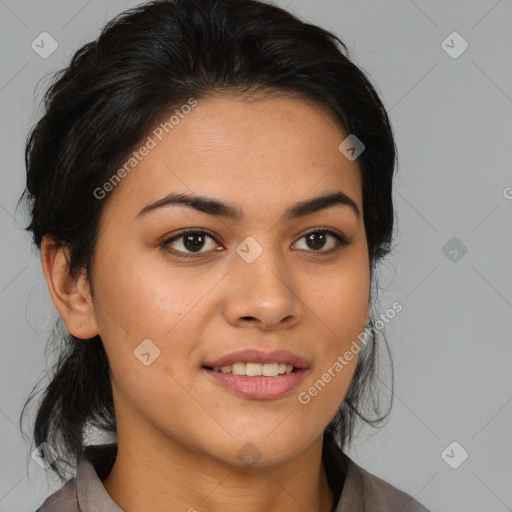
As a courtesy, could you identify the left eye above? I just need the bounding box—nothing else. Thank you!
[162,228,348,258]
[293,229,348,253]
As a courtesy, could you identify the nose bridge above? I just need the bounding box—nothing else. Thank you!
[235,233,291,293]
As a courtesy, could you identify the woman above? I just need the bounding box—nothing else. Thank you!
[20,0,430,510]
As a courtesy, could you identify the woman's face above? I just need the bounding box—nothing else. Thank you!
[85,95,370,466]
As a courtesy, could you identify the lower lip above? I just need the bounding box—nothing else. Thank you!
[202,368,308,399]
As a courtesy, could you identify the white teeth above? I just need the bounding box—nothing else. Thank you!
[232,362,245,375]
[211,362,295,376]
[246,362,262,376]
[262,363,279,377]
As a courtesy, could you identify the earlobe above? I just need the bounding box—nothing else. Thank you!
[40,235,99,340]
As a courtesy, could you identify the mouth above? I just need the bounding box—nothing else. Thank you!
[201,361,309,400]
[200,350,309,399]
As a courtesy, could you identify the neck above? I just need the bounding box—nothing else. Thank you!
[103,429,334,512]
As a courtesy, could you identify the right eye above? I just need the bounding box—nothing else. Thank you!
[161,229,223,258]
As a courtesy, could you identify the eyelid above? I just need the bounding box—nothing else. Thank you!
[295,226,349,245]
[163,227,218,242]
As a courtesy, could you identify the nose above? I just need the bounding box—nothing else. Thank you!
[222,245,302,330]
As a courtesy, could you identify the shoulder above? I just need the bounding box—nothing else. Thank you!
[338,455,431,512]
[35,478,79,512]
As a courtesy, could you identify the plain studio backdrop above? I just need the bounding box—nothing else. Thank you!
[0,1,511,511]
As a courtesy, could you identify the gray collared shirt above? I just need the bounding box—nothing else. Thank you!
[36,443,431,512]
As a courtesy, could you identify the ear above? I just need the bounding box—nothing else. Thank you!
[40,234,99,340]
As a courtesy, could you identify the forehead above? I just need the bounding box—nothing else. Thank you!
[101,95,363,221]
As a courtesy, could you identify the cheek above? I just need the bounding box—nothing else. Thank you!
[295,261,369,421]
[90,249,224,403]
[307,260,370,341]
[92,247,212,339]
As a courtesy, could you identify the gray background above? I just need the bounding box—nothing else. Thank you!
[1,0,511,511]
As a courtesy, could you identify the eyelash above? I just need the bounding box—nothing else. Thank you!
[161,227,350,259]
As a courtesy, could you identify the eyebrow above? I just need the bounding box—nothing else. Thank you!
[136,191,360,221]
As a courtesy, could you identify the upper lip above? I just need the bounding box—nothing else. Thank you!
[202,349,310,369]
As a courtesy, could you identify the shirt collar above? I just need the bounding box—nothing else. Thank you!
[76,446,123,512]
